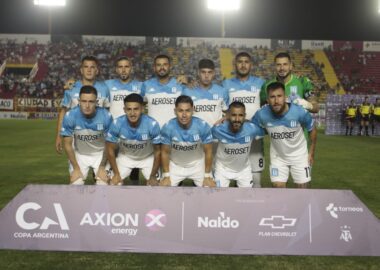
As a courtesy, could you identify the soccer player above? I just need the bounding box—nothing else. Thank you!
[183,59,229,127]
[61,86,112,185]
[105,93,161,186]
[252,82,317,188]
[105,57,143,119]
[160,95,214,187]
[223,52,266,187]
[371,97,380,135]
[261,52,319,113]
[212,102,265,187]
[358,96,371,136]
[141,54,183,127]
[55,55,110,154]
[344,99,357,136]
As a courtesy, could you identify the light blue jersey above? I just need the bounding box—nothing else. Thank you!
[183,83,229,126]
[106,114,161,160]
[252,103,314,160]
[105,79,143,119]
[212,121,265,171]
[161,117,213,167]
[61,80,110,109]
[223,76,265,119]
[61,107,113,155]
[141,77,183,127]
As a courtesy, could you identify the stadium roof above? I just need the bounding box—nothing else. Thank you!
[0,0,380,41]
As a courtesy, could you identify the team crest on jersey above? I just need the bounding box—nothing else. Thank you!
[290,120,297,128]
[251,86,259,92]
[149,88,155,92]
[132,85,139,92]
[213,94,219,100]
[171,87,177,93]
[290,86,298,95]
[142,134,148,140]
[244,136,251,143]
[193,134,200,141]
[271,168,279,177]
[75,125,82,130]
[97,123,104,131]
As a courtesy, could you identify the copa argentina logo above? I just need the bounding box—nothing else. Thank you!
[14,202,69,239]
[197,212,239,229]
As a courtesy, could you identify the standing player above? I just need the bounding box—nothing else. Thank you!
[141,54,183,127]
[61,86,112,185]
[212,102,264,187]
[358,96,371,136]
[183,59,229,127]
[56,55,110,154]
[261,52,319,113]
[371,97,380,135]
[344,99,357,136]
[252,82,317,188]
[160,95,214,187]
[223,52,266,187]
[106,94,161,186]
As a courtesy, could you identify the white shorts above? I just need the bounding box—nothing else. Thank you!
[214,166,252,187]
[68,151,103,180]
[168,159,204,187]
[249,139,264,172]
[115,154,154,180]
[269,155,311,184]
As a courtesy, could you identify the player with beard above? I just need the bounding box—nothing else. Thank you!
[212,102,264,187]
[261,52,319,113]
[223,52,266,187]
[141,54,183,128]
[252,82,317,188]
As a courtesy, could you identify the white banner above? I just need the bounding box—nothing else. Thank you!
[0,99,14,110]
[363,41,380,52]
[0,34,50,44]
[0,112,28,120]
[17,98,52,108]
[83,35,145,45]
[178,37,271,48]
[302,40,333,50]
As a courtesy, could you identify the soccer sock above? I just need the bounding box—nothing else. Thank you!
[365,126,369,135]
[346,126,349,135]
[252,172,261,188]
[372,125,375,134]
[350,127,353,135]
[359,126,363,135]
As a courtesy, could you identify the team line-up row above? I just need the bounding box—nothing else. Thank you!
[56,52,318,188]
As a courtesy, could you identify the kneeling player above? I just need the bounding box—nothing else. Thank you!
[106,94,161,186]
[61,86,112,185]
[212,102,264,187]
[160,95,215,187]
[252,82,317,188]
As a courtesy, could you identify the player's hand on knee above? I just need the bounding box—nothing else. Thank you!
[203,177,216,187]
[147,175,159,186]
[70,169,84,184]
[111,174,122,186]
[159,177,171,187]
[96,166,109,181]
[55,136,63,154]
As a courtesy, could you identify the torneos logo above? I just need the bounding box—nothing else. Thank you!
[15,202,69,230]
[144,209,167,231]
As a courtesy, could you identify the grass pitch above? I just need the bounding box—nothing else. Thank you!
[0,119,379,269]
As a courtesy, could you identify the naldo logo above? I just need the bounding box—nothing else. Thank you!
[197,212,239,229]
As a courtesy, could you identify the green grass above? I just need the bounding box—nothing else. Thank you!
[0,119,379,269]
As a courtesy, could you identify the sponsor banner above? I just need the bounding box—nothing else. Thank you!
[17,98,53,108]
[333,41,363,51]
[363,41,380,52]
[0,111,28,119]
[271,39,302,50]
[28,112,58,120]
[178,37,271,48]
[0,185,379,256]
[0,34,50,44]
[0,99,14,110]
[82,35,145,46]
[302,40,333,50]
[146,37,177,47]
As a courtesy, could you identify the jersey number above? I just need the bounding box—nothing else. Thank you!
[259,158,264,168]
[304,167,311,178]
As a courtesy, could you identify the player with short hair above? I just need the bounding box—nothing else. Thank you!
[223,52,266,187]
[141,54,183,127]
[345,99,357,136]
[61,85,113,185]
[371,97,380,135]
[261,52,319,113]
[106,93,161,186]
[160,95,214,187]
[252,82,317,188]
[358,96,371,136]
[56,55,110,154]
[183,59,229,127]
[212,101,265,187]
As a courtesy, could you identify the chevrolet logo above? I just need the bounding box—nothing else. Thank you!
[259,216,297,229]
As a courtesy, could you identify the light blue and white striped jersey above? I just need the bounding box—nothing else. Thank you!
[212,121,265,171]
[161,117,213,167]
[106,114,161,160]
[61,80,110,109]
[223,76,265,119]
[252,103,314,160]
[141,77,183,127]
[105,79,143,119]
[60,107,113,155]
[183,83,229,127]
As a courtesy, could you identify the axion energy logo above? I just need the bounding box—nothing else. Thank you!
[144,209,167,231]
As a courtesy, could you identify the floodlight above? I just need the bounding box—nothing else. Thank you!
[207,0,240,11]
[34,0,66,6]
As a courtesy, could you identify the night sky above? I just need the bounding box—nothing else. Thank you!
[0,0,380,41]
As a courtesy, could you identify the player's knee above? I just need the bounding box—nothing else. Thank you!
[272,182,286,188]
